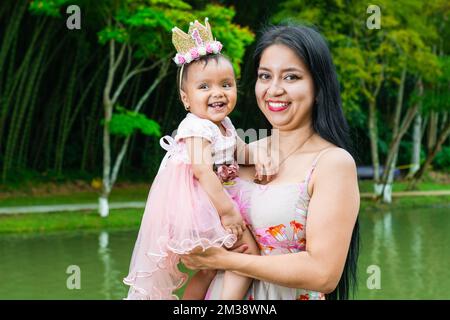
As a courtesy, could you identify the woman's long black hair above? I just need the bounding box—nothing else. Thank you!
[253,24,360,300]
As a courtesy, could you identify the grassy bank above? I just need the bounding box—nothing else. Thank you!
[0,196,448,235]
[0,179,449,235]
[0,208,144,234]
[358,180,450,193]
[0,183,150,207]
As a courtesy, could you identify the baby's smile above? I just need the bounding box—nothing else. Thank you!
[208,101,227,112]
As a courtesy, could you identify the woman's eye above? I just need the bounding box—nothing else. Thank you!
[258,73,270,80]
[285,74,299,81]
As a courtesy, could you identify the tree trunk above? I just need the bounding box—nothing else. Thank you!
[382,152,398,203]
[427,111,438,152]
[379,66,407,202]
[409,119,450,189]
[99,20,169,216]
[368,98,381,193]
[364,66,384,195]
[99,34,117,218]
[407,112,422,178]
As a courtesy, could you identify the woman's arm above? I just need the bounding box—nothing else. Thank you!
[181,148,359,293]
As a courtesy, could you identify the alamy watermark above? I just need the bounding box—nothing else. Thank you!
[164,127,281,167]
[66,5,81,30]
[367,5,381,29]
[66,265,81,290]
[366,264,381,289]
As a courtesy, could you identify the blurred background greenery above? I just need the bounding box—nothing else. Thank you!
[0,0,449,300]
[0,0,448,197]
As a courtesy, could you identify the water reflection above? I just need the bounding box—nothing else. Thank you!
[0,207,449,299]
[357,206,450,299]
[97,230,128,300]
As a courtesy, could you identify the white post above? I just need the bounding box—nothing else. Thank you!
[99,196,109,217]
[382,184,393,203]
[374,183,383,196]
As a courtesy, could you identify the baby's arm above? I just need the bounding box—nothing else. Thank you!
[220,229,260,299]
[185,137,245,238]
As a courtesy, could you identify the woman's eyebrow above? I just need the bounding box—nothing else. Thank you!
[258,66,304,73]
[282,67,304,73]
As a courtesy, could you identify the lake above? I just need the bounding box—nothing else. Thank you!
[1,206,449,299]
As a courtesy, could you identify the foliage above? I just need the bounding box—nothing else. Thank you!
[273,0,441,111]
[109,106,161,137]
[422,56,450,113]
[29,0,72,17]
[0,0,447,185]
[434,146,450,170]
[94,0,254,75]
[196,4,254,76]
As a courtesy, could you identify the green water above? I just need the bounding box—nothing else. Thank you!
[1,207,449,300]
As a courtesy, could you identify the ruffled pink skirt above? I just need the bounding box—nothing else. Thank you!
[123,159,237,299]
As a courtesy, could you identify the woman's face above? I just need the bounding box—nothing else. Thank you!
[255,44,315,131]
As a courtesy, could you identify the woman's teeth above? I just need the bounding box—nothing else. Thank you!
[267,101,290,112]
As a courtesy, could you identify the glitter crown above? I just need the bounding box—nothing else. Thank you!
[171,18,223,66]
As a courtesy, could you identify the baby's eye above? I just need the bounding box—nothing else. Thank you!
[198,83,209,89]
[258,73,270,80]
[285,74,300,81]
[223,82,232,88]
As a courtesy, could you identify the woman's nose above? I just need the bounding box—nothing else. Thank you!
[267,80,284,96]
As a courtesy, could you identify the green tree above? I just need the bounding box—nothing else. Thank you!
[273,0,442,202]
[27,0,254,216]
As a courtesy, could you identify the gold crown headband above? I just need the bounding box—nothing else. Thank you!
[172,18,223,67]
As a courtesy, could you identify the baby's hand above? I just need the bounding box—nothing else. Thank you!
[220,208,246,239]
[254,146,278,182]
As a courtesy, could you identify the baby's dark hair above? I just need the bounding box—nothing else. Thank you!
[176,54,234,101]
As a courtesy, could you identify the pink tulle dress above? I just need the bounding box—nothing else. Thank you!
[123,113,242,300]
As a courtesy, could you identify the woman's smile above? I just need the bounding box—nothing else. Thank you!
[266,100,291,112]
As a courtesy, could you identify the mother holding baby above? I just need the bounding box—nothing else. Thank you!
[181,23,361,300]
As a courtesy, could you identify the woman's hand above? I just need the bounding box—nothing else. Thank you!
[180,243,249,271]
[180,246,226,271]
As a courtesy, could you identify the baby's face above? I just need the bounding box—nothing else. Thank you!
[180,57,237,126]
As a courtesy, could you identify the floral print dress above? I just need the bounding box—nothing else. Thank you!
[205,150,332,300]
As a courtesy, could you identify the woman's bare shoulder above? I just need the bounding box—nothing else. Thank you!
[322,147,355,164]
[314,147,357,179]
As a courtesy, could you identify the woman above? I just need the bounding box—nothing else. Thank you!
[181,24,360,300]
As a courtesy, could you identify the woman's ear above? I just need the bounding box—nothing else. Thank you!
[180,89,190,110]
